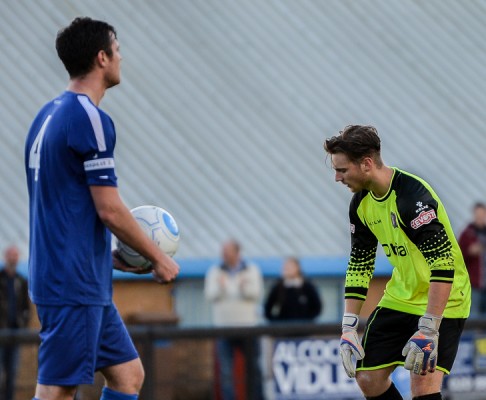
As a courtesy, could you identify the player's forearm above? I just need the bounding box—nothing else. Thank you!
[108,206,163,262]
[344,298,364,315]
[90,186,165,264]
[426,281,452,316]
[344,256,375,302]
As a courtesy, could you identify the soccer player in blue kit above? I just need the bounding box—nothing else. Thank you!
[25,18,179,400]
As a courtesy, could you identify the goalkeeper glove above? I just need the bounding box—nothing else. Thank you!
[402,313,441,375]
[340,313,365,378]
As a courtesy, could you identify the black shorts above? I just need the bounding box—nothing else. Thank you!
[357,307,466,374]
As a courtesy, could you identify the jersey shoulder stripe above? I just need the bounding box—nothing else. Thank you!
[393,169,436,200]
[77,95,107,152]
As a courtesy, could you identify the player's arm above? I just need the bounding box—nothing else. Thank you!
[397,188,455,306]
[340,195,378,378]
[90,185,179,282]
[68,107,179,282]
[344,196,378,304]
[426,281,451,316]
[344,298,365,315]
[397,185,454,374]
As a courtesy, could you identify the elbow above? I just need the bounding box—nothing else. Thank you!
[96,206,118,228]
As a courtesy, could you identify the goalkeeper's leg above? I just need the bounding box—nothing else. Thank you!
[410,370,444,399]
[355,366,403,399]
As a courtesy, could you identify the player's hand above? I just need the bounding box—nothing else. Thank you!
[402,313,441,375]
[112,250,152,274]
[151,253,180,284]
[340,313,365,378]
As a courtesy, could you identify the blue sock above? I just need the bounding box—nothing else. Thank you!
[100,387,138,400]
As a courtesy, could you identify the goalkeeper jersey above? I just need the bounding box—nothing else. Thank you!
[345,168,470,319]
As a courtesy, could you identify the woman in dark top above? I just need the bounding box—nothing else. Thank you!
[264,257,322,321]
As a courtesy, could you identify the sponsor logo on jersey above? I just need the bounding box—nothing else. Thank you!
[391,212,398,228]
[415,201,429,213]
[368,219,382,226]
[383,243,408,257]
[350,224,355,234]
[411,209,437,229]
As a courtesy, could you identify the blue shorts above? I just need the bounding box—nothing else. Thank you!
[36,303,139,386]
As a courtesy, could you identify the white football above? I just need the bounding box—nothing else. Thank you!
[116,205,180,268]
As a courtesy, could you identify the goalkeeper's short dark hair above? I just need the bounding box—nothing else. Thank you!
[324,125,382,165]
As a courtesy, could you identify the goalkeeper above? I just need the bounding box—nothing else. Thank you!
[324,125,471,400]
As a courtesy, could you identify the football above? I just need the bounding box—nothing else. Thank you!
[116,205,180,268]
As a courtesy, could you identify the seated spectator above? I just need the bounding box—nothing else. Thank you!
[264,257,322,321]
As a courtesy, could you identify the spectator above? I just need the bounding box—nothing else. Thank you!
[264,257,322,321]
[0,245,30,400]
[204,240,264,400]
[458,203,486,317]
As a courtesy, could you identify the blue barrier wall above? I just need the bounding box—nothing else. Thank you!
[12,255,394,280]
[15,257,394,326]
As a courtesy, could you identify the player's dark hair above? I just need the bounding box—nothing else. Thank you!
[56,17,117,78]
[324,125,382,165]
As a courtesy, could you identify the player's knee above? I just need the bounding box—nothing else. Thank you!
[103,358,145,394]
[132,361,145,391]
[356,371,391,397]
[355,371,376,390]
[35,384,77,400]
[120,359,144,392]
[410,370,443,398]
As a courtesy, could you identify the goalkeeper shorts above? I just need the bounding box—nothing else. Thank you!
[356,307,465,374]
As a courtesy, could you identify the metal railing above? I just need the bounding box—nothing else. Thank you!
[2,319,486,399]
[0,322,342,399]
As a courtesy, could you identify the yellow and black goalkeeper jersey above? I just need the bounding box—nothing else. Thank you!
[345,168,470,318]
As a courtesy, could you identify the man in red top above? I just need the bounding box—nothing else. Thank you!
[458,203,486,317]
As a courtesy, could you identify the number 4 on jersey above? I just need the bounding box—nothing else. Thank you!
[28,115,52,181]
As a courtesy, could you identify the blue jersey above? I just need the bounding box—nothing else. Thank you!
[25,91,118,306]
